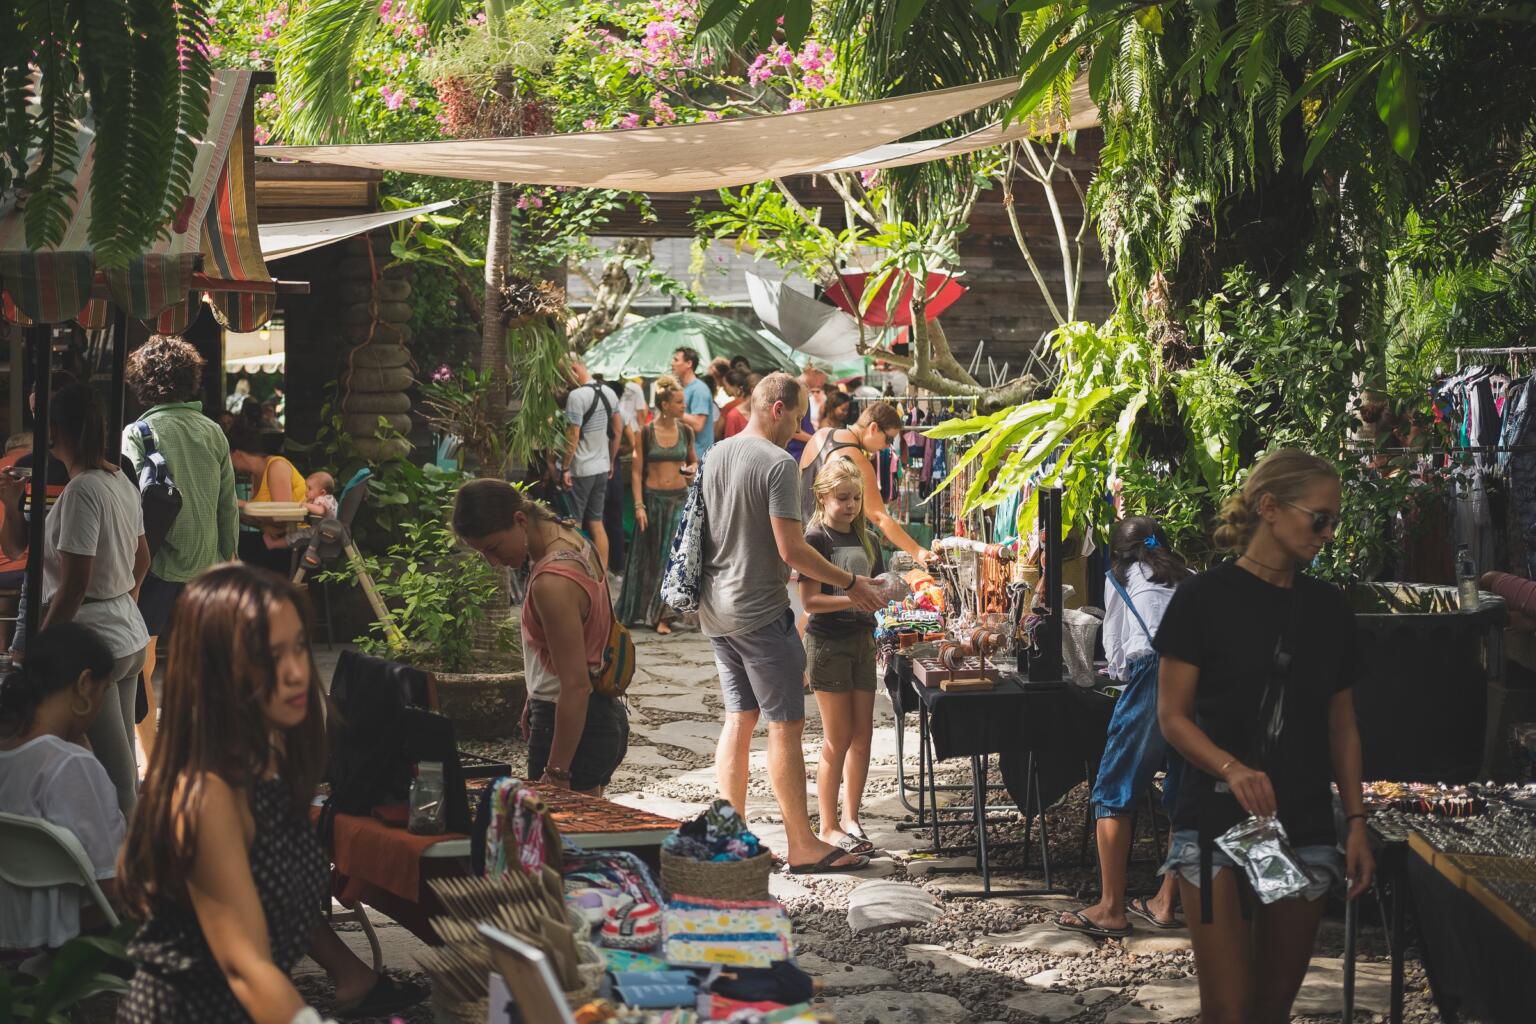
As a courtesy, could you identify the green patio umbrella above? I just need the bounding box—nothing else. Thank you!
[582,311,801,379]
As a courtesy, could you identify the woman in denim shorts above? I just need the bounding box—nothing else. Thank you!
[1058,517,1187,939]
[1155,450,1374,1024]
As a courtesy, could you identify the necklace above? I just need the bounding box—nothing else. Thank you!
[1239,552,1294,577]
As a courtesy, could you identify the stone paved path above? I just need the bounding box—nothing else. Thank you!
[298,632,1441,1022]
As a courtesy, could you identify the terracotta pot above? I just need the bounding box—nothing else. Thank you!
[431,669,526,740]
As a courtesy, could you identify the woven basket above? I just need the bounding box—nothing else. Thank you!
[661,849,773,901]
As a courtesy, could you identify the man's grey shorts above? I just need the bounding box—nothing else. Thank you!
[710,608,807,723]
[571,472,608,523]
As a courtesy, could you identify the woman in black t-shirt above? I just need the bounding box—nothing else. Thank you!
[1155,449,1373,1024]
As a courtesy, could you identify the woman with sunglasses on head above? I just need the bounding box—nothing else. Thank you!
[1154,448,1373,1024]
[797,402,936,566]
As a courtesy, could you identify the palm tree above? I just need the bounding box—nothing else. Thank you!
[2,1,213,267]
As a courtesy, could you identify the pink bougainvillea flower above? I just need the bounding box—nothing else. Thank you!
[787,99,807,113]
[582,118,598,130]
[619,113,642,129]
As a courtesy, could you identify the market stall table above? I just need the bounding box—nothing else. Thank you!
[889,653,1103,895]
[315,787,679,942]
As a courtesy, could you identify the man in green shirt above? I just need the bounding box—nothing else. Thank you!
[121,335,239,755]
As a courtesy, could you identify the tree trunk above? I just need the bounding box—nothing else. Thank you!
[480,180,517,652]
[482,181,514,427]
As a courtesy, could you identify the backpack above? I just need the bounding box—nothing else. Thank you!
[660,457,707,614]
[581,382,617,442]
[132,421,183,555]
[799,428,861,522]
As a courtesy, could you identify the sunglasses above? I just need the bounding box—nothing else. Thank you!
[1285,500,1340,535]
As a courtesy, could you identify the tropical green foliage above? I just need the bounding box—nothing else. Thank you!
[0,926,132,1023]
[329,483,519,671]
[2,1,212,267]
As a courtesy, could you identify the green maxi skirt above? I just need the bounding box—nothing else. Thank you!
[616,486,688,628]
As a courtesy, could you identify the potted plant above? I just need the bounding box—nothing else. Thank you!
[324,485,525,741]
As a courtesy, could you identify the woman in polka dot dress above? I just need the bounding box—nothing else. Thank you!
[116,565,330,1023]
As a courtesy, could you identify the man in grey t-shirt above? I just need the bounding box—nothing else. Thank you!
[563,355,621,569]
[700,372,882,874]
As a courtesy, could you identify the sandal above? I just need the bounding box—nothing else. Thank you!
[1126,896,1182,930]
[335,973,428,1020]
[1055,908,1131,939]
[833,833,875,856]
[787,848,869,875]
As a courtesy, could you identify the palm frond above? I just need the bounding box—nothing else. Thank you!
[276,0,391,144]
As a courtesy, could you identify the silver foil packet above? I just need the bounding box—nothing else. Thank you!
[1214,815,1315,904]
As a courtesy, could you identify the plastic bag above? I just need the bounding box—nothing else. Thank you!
[1214,815,1314,904]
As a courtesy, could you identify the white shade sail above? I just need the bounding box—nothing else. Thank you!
[257,79,1023,191]
[259,201,456,261]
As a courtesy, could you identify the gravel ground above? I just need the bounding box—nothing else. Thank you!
[457,627,1448,1023]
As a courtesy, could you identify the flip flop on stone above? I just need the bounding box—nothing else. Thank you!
[833,833,875,856]
[1055,908,1132,939]
[787,849,869,875]
[1126,896,1183,929]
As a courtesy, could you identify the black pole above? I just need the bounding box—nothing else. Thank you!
[107,308,128,463]
[1028,487,1064,682]
[23,323,50,649]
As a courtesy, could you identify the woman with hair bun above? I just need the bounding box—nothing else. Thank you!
[0,623,123,949]
[453,480,629,794]
[1154,449,1373,1024]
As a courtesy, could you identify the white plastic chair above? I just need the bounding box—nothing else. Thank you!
[0,811,119,928]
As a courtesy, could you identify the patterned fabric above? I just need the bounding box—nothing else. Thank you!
[120,777,326,1022]
[660,460,707,614]
[616,486,687,628]
[0,69,265,328]
[202,93,275,332]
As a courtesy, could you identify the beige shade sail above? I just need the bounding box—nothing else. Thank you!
[813,77,1098,175]
[257,79,1022,191]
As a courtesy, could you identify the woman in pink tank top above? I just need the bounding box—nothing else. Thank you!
[452,480,629,794]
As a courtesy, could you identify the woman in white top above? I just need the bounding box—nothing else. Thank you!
[0,384,150,815]
[0,623,124,949]
[1059,516,1187,938]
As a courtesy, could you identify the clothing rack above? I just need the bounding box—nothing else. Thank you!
[900,394,978,404]
[1357,444,1536,454]
[1454,346,1536,367]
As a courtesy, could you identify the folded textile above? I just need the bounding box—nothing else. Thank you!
[663,799,764,863]
[663,935,791,968]
[601,948,670,973]
[611,970,701,1009]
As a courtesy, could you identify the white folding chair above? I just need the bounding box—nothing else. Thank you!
[0,811,119,928]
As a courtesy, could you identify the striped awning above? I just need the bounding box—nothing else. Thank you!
[0,69,273,330]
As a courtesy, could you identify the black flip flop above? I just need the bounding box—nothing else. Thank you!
[1126,896,1183,930]
[335,973,428,1020]
[787,848,870,875]
[1055,908,1132,939]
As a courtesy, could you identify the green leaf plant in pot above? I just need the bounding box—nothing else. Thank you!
[321,486,525,741]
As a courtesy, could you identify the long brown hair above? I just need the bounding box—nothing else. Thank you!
[117,564,326,915]
[451,478,556,541]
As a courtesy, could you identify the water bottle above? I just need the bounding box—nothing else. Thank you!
[1457,545,1480,612]
[408,761,446,835]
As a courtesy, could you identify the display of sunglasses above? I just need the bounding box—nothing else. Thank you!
[1285,501,1340,534]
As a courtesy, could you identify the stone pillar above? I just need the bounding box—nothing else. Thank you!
[335,232,414,460]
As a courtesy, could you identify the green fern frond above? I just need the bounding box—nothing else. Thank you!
[19,0,81,251]
[1284,6,1312,58]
